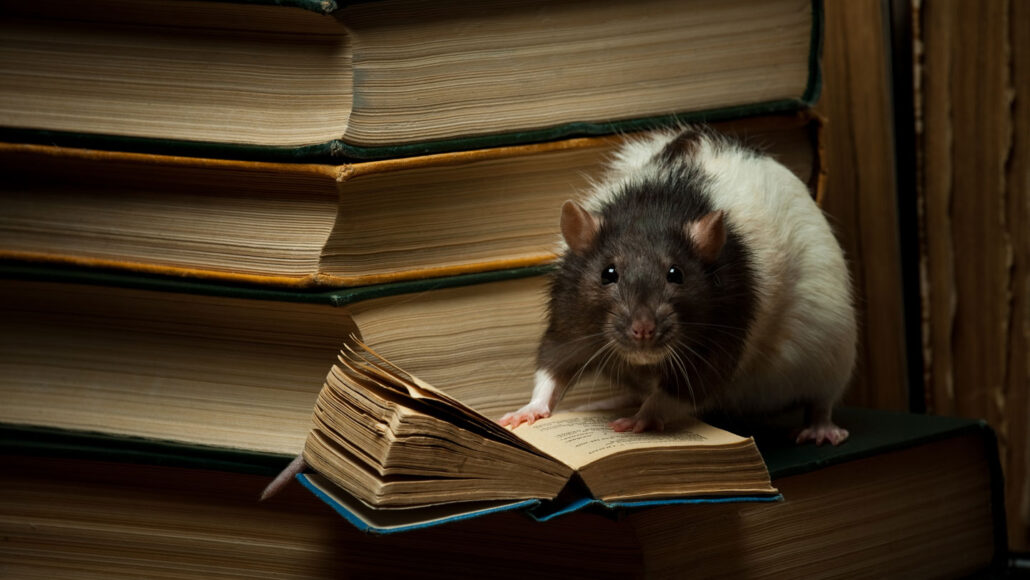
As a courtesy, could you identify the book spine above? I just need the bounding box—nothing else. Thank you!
[804,0,825,105]
[1,102,815,164]
[195,0,339,15]
[0,261,554,307]
[333,100,821,161]
[0,424,293,476]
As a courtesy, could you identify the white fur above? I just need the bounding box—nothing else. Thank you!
[499,369,562,427]
[584,130,857,415]
[529,369,559,409]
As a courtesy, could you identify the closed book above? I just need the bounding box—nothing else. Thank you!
[1,0,822,161]
[0,408,1005,578]
[0,112,823,288]
[0,263,548,455]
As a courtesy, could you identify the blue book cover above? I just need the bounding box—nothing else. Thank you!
[296,471,783,535]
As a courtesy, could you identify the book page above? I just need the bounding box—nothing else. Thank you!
[512,412,750,471]
[299,473,541,534]
[338,340,546,454]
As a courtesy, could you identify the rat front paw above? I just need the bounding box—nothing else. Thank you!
[796,423,849,446]
[499,403,551,429]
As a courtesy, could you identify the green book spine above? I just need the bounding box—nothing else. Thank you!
[0,104,818,165]
[753,407,1008,571]
[0,424,293,476]
[199,0,340,14]
[0,261,554,307]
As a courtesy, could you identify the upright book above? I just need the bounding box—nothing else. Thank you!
[0,0,822,160]
[0,113,824,288]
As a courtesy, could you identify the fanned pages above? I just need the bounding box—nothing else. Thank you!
[300,340,778,513]
[0,265,547,459]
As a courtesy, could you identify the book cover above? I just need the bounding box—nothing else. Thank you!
[1,416,1004,577]
[0,424,292,477]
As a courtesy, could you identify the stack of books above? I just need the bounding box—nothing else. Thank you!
[0,0,1008,576]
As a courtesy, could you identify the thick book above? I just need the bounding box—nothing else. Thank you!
[0,408,1006,578]
[294,341,780,528]
[0,0,822,161]
[0,269,348,457]
[0,112,823,288]
[0,263,554,456]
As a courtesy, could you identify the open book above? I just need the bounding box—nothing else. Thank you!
[297,340,779,532]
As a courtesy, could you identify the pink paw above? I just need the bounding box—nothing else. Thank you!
[610,415,665,433]
[796,423,849,446]
[499,403,550,429]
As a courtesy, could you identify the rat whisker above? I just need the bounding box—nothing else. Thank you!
[570,339,623,408]
[666,347,697,409]
[677,321,748,334]
[682,332,738,367]
[677,339,727,382]
[674,323,748,349]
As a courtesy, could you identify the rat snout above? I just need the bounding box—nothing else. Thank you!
[614,307,667,366]
[624,304,663,349]
[630,315,656,343]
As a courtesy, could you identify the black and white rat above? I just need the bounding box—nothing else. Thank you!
[499,126,856,445]
[263,125,856,500]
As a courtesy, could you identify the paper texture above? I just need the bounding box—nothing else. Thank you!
[513,412,748,470]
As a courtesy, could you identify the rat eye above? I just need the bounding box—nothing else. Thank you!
[601,264,619,285]
[667,265,684,284]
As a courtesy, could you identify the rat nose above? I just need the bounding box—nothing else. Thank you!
[630,317,656,342]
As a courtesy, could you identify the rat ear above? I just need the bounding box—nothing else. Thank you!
[685,210,726,263]
[560,200,601,255]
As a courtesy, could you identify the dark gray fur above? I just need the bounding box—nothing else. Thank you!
[538,136,758,410]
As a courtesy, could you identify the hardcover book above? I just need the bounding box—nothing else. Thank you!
[0,263,550,455]
[0,113,823,288]
[0,0,822,161]
[294,341,780,530]
[0,390,1006,576]
[292,401,1006,562]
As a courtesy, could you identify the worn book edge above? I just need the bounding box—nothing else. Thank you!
[296,408,1006,536]
[0,111,823,288]
[297,471,782,535]
[201,0,340,15]
[0,250,557,290]
[0,424,292,476]
[0,103,819,164]
[1,408,1007,559]
[297,473,542,534]
[0,261,553,306]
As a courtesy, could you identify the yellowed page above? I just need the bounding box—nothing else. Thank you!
[511,412,749,471]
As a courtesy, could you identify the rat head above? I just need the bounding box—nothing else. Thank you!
[554,198,728,367]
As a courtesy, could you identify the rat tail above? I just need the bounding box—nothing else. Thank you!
[259,454,306,501]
